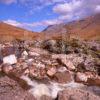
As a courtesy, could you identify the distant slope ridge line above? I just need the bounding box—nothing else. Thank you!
[43,13,100,40]
[0,22,44,42]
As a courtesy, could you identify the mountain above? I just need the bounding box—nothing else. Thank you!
[0,22,40,42]
[0,13,100,42]
[43,13,100,40]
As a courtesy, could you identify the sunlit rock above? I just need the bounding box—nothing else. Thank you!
[22,50,28,59]
[75,72,88,82]
[47,67,57,77]
[3,54,17,65]
[29,47,49,55]
[29,51,40,56]
[52,54,75,70]
[57,67,67,72]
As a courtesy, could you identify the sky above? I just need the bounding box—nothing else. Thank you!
[0,0,100,32]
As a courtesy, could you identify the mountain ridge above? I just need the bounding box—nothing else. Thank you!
[43,13,100,40]
[0,22,40,42]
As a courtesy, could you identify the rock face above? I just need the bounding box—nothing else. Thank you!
[57,88,100,100]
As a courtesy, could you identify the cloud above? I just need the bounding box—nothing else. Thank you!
[20,0,66,5]
[53,0,100,20]
[0,0,17,4]
[3,18,63,30]
[31,19,63,26]
[3,20,23,27]
[53,0,81,14]
[2,0,100,31]
[18,0,67,13]
[95,5,100,13]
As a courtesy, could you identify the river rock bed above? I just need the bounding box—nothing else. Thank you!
[0,39,100,100]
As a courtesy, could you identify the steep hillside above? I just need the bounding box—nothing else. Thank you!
[43,13,100,40]
[0,22,40,42]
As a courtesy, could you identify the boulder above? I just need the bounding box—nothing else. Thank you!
[87,76,100,87]
[3,54,17,65]
[21,51,28,59]
[57,88,100,100]
[52,54,75,70]
[52,54,66,60]
[29,51,40,57]
[75,72,88,83]
[2,63,13,74]
[64,60,75,70]
[40,95,53,100]
[29,66,46,79]
[42,39,57,53]
[29,48,49,55]
[84,55,96,72]
[1,46,15,57]
[53,71,72,83]
[47,67,57,77]
[75,72,100,86]
[57,67,67,72]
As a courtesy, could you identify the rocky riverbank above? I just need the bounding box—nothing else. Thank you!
[0,39,100,100]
